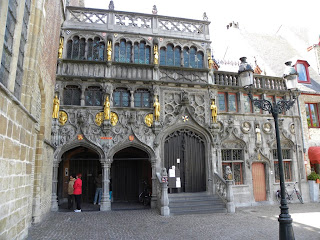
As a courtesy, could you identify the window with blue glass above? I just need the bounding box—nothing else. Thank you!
[115,40,132,63]
[218,92,238,112]
[160,45,181,66]
[160,48,166,65]
[134,89,150,107]
[64,85,81,106]
[85,86,103,106]
[183,48,189,67]
[134,41,150,64]
[113,88,130,107]
[183,47,203,68]
[174,47,181,67]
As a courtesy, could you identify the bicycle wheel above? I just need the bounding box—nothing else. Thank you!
[296,191,304,204]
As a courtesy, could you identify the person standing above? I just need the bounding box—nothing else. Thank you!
[68,175,76,210]
[73,173,82,212]
[93,173,102,205]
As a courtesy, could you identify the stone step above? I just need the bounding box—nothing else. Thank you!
[168,192,227,216]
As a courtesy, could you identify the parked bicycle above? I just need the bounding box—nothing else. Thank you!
[276,181,303,204]
[139,180,151,206]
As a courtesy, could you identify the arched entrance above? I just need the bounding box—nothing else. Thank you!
[111,147,151,203]
[164,129,206,192]
[58,146,101,208]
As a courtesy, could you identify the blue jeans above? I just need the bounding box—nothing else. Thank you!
[94,188,102,204]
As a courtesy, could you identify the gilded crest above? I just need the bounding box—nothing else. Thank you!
[145,113,153,127]
[58,111,68,125]
[110,112,118,126]
[95,112,104,126]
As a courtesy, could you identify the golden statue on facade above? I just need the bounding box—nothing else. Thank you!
[210,99,217,123]
[104,96,110,120]
[153,95,160,121]
[107,41,112,61]
[208,54,214,69]
[154,45,159,65]
[110,112,118,126]
[58,37,64,59]
[52,94,60,118]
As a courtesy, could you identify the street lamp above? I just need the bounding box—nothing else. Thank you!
[239,57,298,240]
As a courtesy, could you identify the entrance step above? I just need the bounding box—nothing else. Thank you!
[168,192,227,215]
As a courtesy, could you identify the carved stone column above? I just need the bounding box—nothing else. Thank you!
[51,162,59,211]
[151,159,157,208]
[130,90,134,108]
[80,85,86,106]
[100,161,111,211]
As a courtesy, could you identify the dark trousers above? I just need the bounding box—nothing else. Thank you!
[74,194,82,210]
[68,194,74,209]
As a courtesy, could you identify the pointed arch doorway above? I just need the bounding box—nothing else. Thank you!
[164,129,206,192]
[111,147,151,203]
[58,146,101,207]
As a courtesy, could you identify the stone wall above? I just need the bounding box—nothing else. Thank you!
[0,0,64,239]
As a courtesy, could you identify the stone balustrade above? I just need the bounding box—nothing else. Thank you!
[64,6,210,40]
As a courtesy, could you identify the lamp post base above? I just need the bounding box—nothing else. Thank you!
[278,213,295,240]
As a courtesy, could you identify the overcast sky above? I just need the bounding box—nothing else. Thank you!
[84,0,319,37]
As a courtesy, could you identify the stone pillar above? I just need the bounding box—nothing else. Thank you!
[151,159,157,208]
[160,168,170,216]
[226,180,235,213]
[51,162,59,211]
[130,90,134,108]
[100,162,111,211]
[80,85,85,106]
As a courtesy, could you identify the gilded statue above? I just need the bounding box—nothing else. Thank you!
[104,96,110,120]
[58,37,64,59]
[210,99,217,123]
[208,55,214,69]
[52,94,60,119]
[153,95,160,121]
[145,113,153,127]
[154,45,159,65]
[107,41,112,61]
[95,112,104,126]
[58,111,68,125]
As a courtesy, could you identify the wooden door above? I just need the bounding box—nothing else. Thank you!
[252,162,266,201]
[164,129,206,192]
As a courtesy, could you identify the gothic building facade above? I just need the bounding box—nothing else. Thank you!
[51,3,308,215]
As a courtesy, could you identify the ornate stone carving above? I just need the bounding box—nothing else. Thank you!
[110,112,118,126]
[145,113,153,127]
[95,112,104,126]
[58,111,68,125]
[262,122,272,134]
[241,121,251,133]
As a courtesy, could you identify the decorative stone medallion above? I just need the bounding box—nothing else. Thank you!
[289,123,295,134]
[262,122,272,134]
[95,112,104,126]
[241,121,251,133]
[110,112,118,126]
[144,113,153,127]
[58,111,68,125]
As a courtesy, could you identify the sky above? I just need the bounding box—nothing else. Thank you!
[84,0,319,36]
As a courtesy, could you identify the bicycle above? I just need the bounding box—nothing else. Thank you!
[275,181,303,204]
[139,180,151,206]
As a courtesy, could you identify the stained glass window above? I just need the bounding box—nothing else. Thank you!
[196,52,203,68]
[72,36,80,60]
[243,94,252,113]
[67,40,72,59]
[228,93,237,112]
[218,92,226,112]
[85,86,103,106]
[160,48,166,65]
[79,38,86,60]
[190,47,196,68]
[113,88,130,107]
[183,48,189,67]
[117,40,132,63]
[174,47,181,67]
[134,89,150,107]
[64,85,81,105]
[306,103,319,128]
[134,43,139,63]
[167,44,174,66]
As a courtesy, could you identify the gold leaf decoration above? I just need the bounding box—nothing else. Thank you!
[95,112,104,126]
[58,111,68,125]
[110,112,118,126]
[145,113,153,127]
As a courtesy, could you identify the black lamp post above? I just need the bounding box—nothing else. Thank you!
[239,57,298,240]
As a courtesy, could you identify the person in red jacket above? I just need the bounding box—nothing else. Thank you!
[73,173,82,212]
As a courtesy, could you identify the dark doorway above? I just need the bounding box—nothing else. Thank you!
[164,129,206,192]
[111,147,151,203]
[58,147,101,206]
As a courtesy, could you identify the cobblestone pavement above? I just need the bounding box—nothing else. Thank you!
[27,203,320,240]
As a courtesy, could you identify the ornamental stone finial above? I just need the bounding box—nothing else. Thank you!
[108,0,114,10]
[152,5,158,14]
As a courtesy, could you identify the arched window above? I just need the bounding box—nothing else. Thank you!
[63,85,81,105]
[72,36,80,60]
[113,88,130,107]
[85,86,103,106]
[134,89,150,107]
[66,40,72,59]
[87,37,104,61]
[134,41,150,64]
[160,44,181,66]
[221,149,244,185]
[115,39,132,63]
[183,47,203,68]
[295,60,310,84]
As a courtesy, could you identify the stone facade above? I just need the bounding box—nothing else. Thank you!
[0,0,64,239]
[51,5,307,215]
